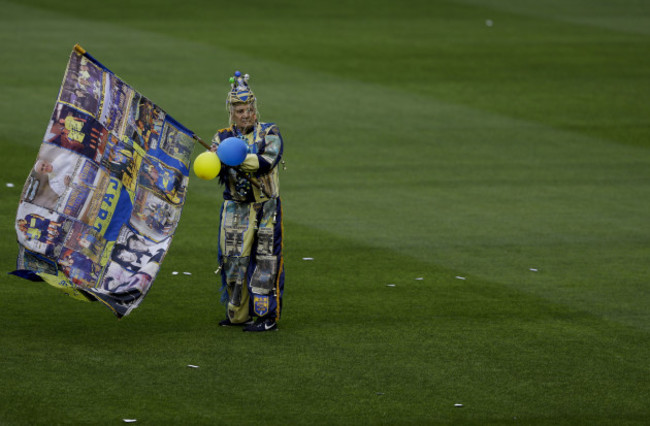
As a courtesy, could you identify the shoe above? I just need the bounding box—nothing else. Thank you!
[219,317,254,327]
[243,318,278,332]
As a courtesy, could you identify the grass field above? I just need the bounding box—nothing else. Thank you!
[1,0,649,424]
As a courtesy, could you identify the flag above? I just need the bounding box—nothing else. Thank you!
[12,45,196,318]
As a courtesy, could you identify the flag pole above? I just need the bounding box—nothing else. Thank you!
[192,134,212,150]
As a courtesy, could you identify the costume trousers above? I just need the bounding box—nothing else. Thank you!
[218,197,284,323]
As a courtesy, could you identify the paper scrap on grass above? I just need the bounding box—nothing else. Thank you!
[530,268,539,272]
[386,284,396,287]
[455,276,466,280]
[455,403,464,407]
[123,420,137,423]
[187,364,199,368]
[6,183,15,188]
[302,257,314,261]
[10,44,196,318]
[415,277,423,281]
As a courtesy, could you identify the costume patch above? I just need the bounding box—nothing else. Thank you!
[250,255,277,295]
[253,295,270,316]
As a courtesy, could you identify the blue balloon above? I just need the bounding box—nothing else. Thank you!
[217,137,248,166]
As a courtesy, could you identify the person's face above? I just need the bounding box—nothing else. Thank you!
[232,103,256,130]
[128,238,148,252]
[117,251,138,263]
[37,161,53,173]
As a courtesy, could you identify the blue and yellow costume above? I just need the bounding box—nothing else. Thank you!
[212,72,285,327]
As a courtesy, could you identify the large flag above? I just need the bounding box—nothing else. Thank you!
[12,45,197,318]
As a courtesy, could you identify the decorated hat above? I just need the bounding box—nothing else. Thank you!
[226,70,255,105]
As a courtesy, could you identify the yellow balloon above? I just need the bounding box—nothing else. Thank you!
[193,151,221,180]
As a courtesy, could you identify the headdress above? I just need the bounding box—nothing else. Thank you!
[226,71,255,106]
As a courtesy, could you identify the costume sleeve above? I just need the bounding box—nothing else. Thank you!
[210,133,220,151]
[239,154,260,172]
[257,125,283,174]
[211,129,231,185]
[211,128,230,150]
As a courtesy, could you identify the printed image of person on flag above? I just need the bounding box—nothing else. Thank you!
[16,212,66,256]
[45,104,108,161]
[59,248,101,288]
[59,52,103,115]
[210,71,285,332]
[33,157,76,196]
[110,235,165,272]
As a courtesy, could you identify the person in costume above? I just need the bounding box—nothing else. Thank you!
[210,71,285,332]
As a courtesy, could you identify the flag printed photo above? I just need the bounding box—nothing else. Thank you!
[12,45,196,318]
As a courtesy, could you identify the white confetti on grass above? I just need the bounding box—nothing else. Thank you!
[386,284,396,287]
[172,271,179,275]
[187,364,199,369]
[302,257,314,261]
[455,403,464,408]
[123,420,137,423]
[6,183,14,188]
[415,277,423,281]
[530,268,539,272]
[455,276,466,280]
[183,272,192,275]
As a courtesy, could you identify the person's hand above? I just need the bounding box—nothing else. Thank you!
[210,142,218,153]
[64,176,72,186]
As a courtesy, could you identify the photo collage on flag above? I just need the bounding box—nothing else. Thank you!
[14,46,196,317]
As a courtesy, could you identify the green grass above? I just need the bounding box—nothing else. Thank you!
[1,0,649,424]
